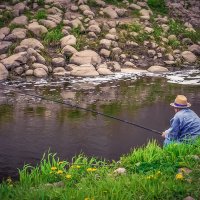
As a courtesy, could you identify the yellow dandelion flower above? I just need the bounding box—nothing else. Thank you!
[175,173,184,180]
[51,167,57,171]
[87,168,97,172]
[57,170,63,174]
[66,174,72,179]
[76,165,81,169]
[58,161,64,165]
[84,198,90,200]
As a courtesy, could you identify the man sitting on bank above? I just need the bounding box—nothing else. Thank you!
[162,95,200,146]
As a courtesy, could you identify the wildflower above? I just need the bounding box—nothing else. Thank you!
[57,170,63,174]
[175,173,184,180]
[58,161,64,165]
[87,168,97,172]
[66,174,72,179]
[146,175,154,180]
[51,167,57,171]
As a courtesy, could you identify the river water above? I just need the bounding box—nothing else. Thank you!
[0,70,200,181]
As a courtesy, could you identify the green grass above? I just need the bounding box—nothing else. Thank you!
[43,24,64,45]
[1,139,200,199]
[168,39,181,49]
[34,9,47,21]
[168,20,200,43]
[147,0,168,15]
[0,11,13,28]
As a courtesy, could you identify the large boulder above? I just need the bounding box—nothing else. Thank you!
[87,25,101,34]
[1,52,28,69]
[60,35,76,48]
[39,19,57,29]
[62,45,78,56]
[33,68,47,78]
[0,41,12,54]
[5,28,27,41]
[0,63,9,81]
[103,7,118,19]
[52,57,65,67]
[20,38,44,49]
[70,50,101,66]
[70,64,99,77]
[28,22,48,37]
[10,15,28,25]
[147,65,169,72]
[97,67,113,75]
[188,44,200,56]
[181,51,197,63]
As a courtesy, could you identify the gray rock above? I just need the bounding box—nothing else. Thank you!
[83,10,95,17]
[100,49,111,57]
[0,63,8,80]
[60,35,76,48]
[34,68,47,78]
[70,50,101,66]
[87,25,101,34]
[32,63,48,72]
[28,22,48,37]
[112,47,122,55]
[107,61,121,72]
[70,64,99,77]
[52,57,65,67]
[182,38,193,45]
[124,61,136,68]
[129,3,141,10]
[148,50,156,57]
[62,45,78,56]
[183,196,195,200]
[0,27,10,36]
[13,2,26,15]
[168,35,177,41]
[79,5,91,12]
[100,39,112,49]
[115,8,127,17]
[20,38,44,50]
[88,32,97,38]
[39,19,57,29]
[25,69,34,76]
[1,52,28,69]
[181,51,197,63]
[70,18,85,32]
[188,44,200,56]
[96,0,106,7]
[0,41,12,54]
[14,66,24,75]
[10,15,28,26]
[105,34,118,41]
[103,7,118,19]
[97,67,113,75]
[47,14,62,24]
[71,5,79,12]
[148,65,169,72]
[53,67,69,76]
[5,28,27,41]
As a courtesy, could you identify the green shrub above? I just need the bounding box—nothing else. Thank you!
[147,0,168,15]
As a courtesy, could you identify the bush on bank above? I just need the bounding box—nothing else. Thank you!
[0,139,200,200]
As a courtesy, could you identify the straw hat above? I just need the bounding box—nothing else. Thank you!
[170,95,191,108]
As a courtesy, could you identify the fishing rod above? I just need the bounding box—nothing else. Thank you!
[0,85,162,135]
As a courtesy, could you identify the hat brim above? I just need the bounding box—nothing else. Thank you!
[170,103,191,108]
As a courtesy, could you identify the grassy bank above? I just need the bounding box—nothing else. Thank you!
[1,139,200,200]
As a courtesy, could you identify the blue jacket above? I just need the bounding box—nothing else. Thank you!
[165,108,200,142]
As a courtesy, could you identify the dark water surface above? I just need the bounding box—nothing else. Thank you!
[0,76,200,181]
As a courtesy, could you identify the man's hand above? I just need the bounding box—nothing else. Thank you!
[162,132,167,138]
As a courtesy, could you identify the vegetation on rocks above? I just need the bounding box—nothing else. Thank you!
[1,139,200,199]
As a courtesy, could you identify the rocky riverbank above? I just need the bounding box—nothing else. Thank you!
[0,0,200,81]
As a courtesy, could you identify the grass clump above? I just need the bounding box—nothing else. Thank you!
[1,139,200,199]
[168,20,200,43]
[147,0,168,15]
[43,24,64,45]
[34,9,47,21]
[168,39,181,49]
[0,11,13,28]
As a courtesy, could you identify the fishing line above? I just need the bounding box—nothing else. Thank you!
[0,85,162,135]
